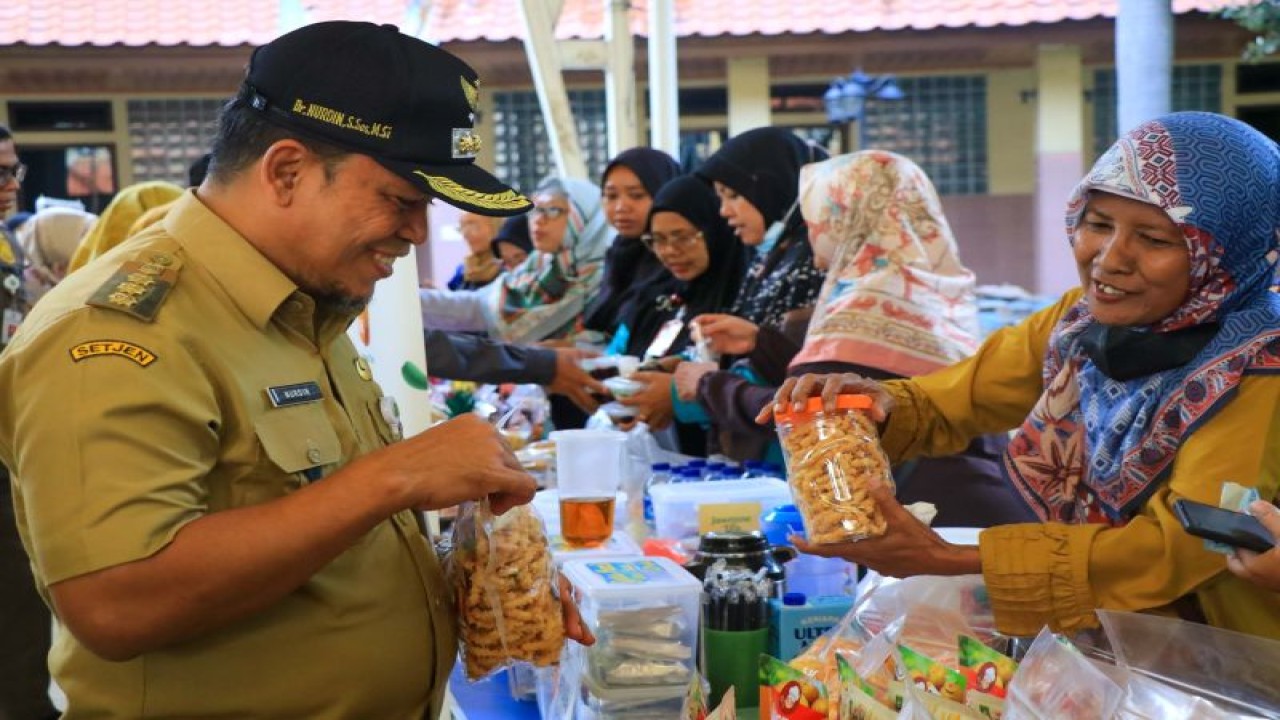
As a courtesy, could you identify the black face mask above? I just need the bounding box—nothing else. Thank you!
[1077,322,1220,381]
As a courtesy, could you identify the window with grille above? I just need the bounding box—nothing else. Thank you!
[1091,65,1222,157]
[127,98,225,186]
[491,89,609,195]
[860,75,988,195]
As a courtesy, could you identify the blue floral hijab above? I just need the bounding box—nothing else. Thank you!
[1006,112,1280,522]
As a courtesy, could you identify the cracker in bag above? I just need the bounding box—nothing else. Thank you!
[449,500,565,680]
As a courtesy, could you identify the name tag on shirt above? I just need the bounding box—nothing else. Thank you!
[266,381,324,408]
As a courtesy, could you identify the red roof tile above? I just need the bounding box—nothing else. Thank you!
[0,0,1247,48]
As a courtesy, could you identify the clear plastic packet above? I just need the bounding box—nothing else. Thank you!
[448,500,565,680]
[773,394,895,544]
[852,574,1003,654]
[1095,609,1280,717]
[838,652,901,720]
[1004,628,1124,720]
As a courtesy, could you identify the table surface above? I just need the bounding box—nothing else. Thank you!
[448,665,540,720]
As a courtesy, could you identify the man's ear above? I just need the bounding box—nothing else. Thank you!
[259,140,310,206]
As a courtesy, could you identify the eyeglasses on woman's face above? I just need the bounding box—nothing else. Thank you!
[530,204,567,220]
[0,163,27,185]
[641,230,704,252]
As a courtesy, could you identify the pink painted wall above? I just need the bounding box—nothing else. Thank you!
[940,194,1038,291]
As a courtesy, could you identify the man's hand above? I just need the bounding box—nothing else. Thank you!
[620,371,675,429]
[559,575,596,647]
[693,314,760,356]
[547,349,605,413]
[673,361,717,401]
[1227,500,1280,593]
[367,414,537,515]
[759,372,895,424]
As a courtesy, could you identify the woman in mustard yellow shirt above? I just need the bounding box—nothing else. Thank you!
[766,112,1280,640]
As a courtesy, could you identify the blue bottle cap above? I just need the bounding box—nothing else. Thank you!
[760,503,806,546]
[783,592,807,606]
[688,459,708,468]
[652,462,670,471]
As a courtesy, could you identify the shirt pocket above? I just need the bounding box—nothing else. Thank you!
[236,407,343,506]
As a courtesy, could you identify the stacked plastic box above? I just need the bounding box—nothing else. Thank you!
[558,557,702,719]
[648,477,791,540]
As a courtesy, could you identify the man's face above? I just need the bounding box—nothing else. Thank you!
[280,153,429,310]
[0,140,22,215]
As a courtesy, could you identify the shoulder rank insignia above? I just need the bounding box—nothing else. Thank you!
[87,251,182,322]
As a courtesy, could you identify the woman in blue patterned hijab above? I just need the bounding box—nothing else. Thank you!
[1007,112,1280,523]
[769,112,1280,639]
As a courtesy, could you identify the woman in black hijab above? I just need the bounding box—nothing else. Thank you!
[490,214,533,271]
[619,175,748,454]
[696,127,826,329]
[663,127,827,459]
[583,147,683,333]
[623,176,748,359]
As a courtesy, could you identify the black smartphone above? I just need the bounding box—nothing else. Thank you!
[1173,498,1276,554]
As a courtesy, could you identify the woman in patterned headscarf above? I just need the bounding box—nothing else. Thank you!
[776,150,1034,528]
[771,113,1280,640]
[419,176,610,344]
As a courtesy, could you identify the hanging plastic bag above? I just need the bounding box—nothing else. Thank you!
[448,500,565,680]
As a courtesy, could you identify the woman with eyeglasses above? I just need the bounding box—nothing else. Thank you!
[583,147,682,336]
[611,176,748,450]
[627,128,827,460]
[418,176,610,344]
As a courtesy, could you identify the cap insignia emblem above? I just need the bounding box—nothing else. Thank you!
[452,129,483,159]
[461,77,479,112]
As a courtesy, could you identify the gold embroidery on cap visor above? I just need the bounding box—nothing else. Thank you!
[413,171,530,211]
[452,129,482,159]
[69,340,158,367]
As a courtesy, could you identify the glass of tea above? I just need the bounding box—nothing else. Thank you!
[550,429,627,549]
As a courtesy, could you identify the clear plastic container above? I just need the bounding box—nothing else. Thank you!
[773,394,895,544]
[647,477,792,540]
[559,557,702,693]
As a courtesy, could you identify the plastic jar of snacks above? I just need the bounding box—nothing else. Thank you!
[773,394,894,544]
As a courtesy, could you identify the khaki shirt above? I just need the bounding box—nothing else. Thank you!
[0,191,456,718]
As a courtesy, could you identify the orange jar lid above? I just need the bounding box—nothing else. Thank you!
[774,393,873,424]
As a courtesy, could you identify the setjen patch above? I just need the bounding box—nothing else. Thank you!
[69,340,158,367]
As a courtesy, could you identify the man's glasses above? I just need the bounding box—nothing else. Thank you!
[0,163,26,185]
[530,205,567,220]
[641,230,704,251]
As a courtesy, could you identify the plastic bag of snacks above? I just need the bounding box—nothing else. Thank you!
[448,500,565,680]
[773,394,894,544]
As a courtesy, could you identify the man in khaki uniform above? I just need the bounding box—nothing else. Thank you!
[0,22,586,719]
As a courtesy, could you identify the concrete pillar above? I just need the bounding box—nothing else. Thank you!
[1034,45,1086,296]
[646,0,680,157]
[1116,0,1173,135]
[726,56,771,136]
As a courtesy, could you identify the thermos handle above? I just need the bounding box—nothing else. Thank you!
[770,545,797,563]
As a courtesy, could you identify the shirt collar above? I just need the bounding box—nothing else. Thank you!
[165,191,296,331]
